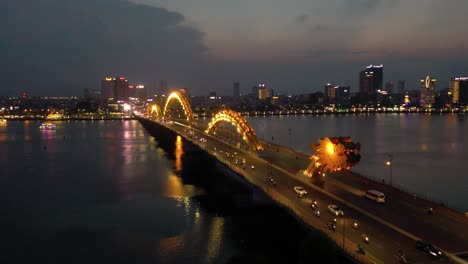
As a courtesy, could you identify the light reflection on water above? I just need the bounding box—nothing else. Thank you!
[0,119,352,263]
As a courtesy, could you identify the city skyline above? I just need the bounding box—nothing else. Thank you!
[1,0,468,96]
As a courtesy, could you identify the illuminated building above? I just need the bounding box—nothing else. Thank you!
[114,77,128,101]
[324,83,336,102]
[359,64,383,94]
[258,84,268,100]
[420,76,436,108]
[101,77,115,100]
[325,84,350,105]
[135,85,147,101]
[449,77,468,105]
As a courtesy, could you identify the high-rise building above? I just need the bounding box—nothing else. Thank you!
[359,64,383,94]
[114,77,129,101]
[233,82,240,98]
[397,80,405,94]
[336,85,351,106]
[101,77,115,100]
[324,83,336,102]
[325,84,350,105]
[135,85,147,101]
[385,82,394,94]
[159,80,168,96]
[258,84,268,100]
[449,77,468,105]
[420,76,437,108]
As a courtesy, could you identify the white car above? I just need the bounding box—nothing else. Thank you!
[328,204,344,216]
[294,186,308,197]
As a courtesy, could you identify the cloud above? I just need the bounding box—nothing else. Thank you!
[0,0,207,96]
[293,14,310,24]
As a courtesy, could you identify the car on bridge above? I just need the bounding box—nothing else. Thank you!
[293,186,307,197]
[328,204,344,216]
[415,240,443,258]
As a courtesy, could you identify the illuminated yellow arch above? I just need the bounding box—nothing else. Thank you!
[147,103,162,119]
[205,109,264,152]
[163,90,194,123]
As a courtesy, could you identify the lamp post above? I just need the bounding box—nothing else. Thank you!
[386,154,393,186]
[342,218,345,250]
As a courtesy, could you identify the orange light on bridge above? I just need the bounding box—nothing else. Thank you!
[327,142,335,154]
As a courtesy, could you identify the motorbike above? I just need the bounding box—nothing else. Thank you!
[356,245,365,255]
[362,233,369,243]
[311,201,318,209]
[397,250,408,263]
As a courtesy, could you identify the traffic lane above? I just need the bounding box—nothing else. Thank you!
[324,173,468,253]
[336,170,468,231]
[259,139,468,253]
[265,169,411,263]
[260,160,454,264]
[321,180,455,263]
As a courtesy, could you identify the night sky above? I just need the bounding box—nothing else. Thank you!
[1,0,468,96]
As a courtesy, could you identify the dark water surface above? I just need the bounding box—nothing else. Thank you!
[0,120,347,264]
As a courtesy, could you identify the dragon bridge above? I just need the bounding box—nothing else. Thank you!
[303,137,361,181]
[163,90,194,124]
[205,109,264,152]
[147,103,162,119]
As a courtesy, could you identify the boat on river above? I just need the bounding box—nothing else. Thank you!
[39,122,57,130]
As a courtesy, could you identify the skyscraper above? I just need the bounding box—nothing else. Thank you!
[359,64,383,93]
[159,80,168,96]
[258,84,268,100]
[385,82,394,94]
[114,77,128,101]
[397,80,405,94]
[101,77,115,100]
[449,77,468,105]
[233,82,240,98]
[324,83,336,103]
[420,76,436,108]
[135,85,147,101]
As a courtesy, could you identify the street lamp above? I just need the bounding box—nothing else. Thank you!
[342,217,345,250]
[386,154,393,186]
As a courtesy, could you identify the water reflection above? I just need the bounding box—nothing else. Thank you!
[204,217,224,263]
[175,135,183,172]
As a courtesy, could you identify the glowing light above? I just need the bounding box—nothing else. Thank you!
[105,77,112,81]
[205,109,263,151]
[327,142,335,154]
[123,103,131,111]
[163,91,194,123]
